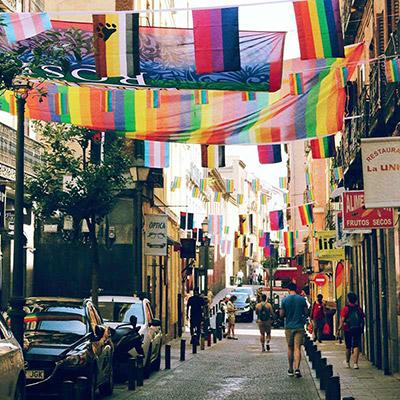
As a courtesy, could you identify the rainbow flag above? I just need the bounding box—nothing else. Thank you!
[279,177,287,189]
[224,226,230,234]
[258,144,282,164]
[209,215,223,235]
[335,261,344,315]
[93,13,140,78]
[333,166,343,181]
[260,193,267,205]
[192,187,200,198]
[237,194,244,204]
[293,0,344,60]
[225,179,234,193]
[214,192,222,202]
[144,141,170,168]
[385,58,400,83]
[241,92,257,101]
[146,90,160,108]
[284,192,290,204]
[192,7,240,74]
[252,179,260,192]
[201,145,225,168]
[335,66,348,88]
[0,12,52,43]
[305,167,311,186]
[200,178,208,192]
[171,177,181,191]
[284,231,295,257]
[310,135,336,158]
[194,90,209,105]
[298,203,314,225]
[289,72,304,95]
[269,210,284,231]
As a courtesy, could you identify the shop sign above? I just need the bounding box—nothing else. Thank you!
[342,190,394,230]
[314,273,327,286]
[144,214,168,256]
[316,230,345,260]
[361,137,400,208]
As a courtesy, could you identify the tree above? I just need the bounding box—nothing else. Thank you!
[27,123,130,306]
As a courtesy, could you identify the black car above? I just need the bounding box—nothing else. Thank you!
[23,297,114,399]
[231,293,254,322]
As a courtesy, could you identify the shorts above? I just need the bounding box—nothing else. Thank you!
[257,320,272,336]
[344,328,362,349]
[227,314,236,324]
[285,329,304,347]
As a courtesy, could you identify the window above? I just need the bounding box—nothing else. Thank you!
[98,301,145,325]
[145,303,153,325]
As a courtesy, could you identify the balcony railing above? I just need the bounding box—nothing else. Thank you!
[342,0,368,45]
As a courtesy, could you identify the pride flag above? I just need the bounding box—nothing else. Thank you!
[310,135,336,158]
[279,177,287,189]
[144,141,170,168]
[237,194,244,204]
[214,192,222,203]
[298,203,314,225]
[385,58,400,83]
[335,66,348,88]
[192,7,240,74]
[225,179,234,193]
[252,179,260,192]
[0,12,52,43]
[258,144,282,164]
[194,90,209,105]
[333,166,343,181]
[260,193,267,205]
[171,177,181,191]
[269,210,284,231]
[93,13,140,78]
[284,231,295,257]
[192,187,200,198]
[242,92,257,101]
[200,178,208,192]
[289,72,304,95]
[293,0,344,60]
[201,145,226,168]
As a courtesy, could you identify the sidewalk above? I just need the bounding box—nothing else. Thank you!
[311,338,400,399]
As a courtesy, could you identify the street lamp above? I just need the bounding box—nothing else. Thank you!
[129,166,150,294]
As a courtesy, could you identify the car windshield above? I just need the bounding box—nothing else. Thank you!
[24,305,87,335]
[233,293,249,303]
[98,302,145,325]
[233,288,252,295]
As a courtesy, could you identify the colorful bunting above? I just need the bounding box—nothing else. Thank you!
[93,13,140,78]
[279,177,287,189]
[225,179,234,193]
[200,178,208,192]
[335,67,348,88]
[224,226,230,235]
[187,213,194,230]
[0,12,52,43]
[293,0,344,60]
[214,192,222,203]
[194,90,209,105]
[209,215,223,235]
[289,72,304,95]
[258,144,282,164]
[241,92,257,101]
[298,204,314,225]
[237,194,244,205]
[201,145,226,168]
[252,179,260,192]
[144,141,170,168]
[260,193,267,205]
[146,90,160,108]
[310,135,336,158]
[284,231,295,257]
[192,187,201,198]
[171,177,182,191]
[180,212,186,230]
[269,210,284,231]
[333,166,343,181]
[385,58,400,83]
[192,7,240,74]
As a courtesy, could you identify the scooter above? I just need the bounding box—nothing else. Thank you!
[110,315,144,382]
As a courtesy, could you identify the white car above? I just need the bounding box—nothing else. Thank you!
[97,296,162,378]
[0,313,25,400]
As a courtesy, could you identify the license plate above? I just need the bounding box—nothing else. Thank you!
[26,370,45,380]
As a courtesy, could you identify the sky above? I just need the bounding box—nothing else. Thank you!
[175,0,299,188]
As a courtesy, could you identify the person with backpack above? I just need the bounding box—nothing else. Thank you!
[311,294,326,343]
[255,294,274,352]
[338,292,365,369]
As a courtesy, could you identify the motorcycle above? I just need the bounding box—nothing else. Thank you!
[110,315,144,382]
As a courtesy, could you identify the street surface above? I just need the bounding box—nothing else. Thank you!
[112,321,320,400]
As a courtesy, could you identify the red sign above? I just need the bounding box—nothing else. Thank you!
[314,274,327,287]
[342,190,394,230]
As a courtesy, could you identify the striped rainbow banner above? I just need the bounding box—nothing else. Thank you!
[144,141,170,168]
[171,176,182,191]
[335,66,348,88]
[284,231,295,257]
[214,192,222,203]
[237,194,244,204]
[310,135,336,158]
[225,179,234,193]
[289,72,304,95]
[200,178,208,192]
[385,58,400,83]
[260,193,267,205]
[298,203,314,225]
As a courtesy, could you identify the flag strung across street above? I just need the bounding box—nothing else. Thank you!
[192,7,240,74]
[258,144,282,164]
[284,231,295,257]
[289,72,304,95]
[201,145,226,168]
[144,141,170,168]
[293,0,344,59]
[269,210,284,231]
[310,135,336,158]
[298,203,314,225]
[385,58,400,83]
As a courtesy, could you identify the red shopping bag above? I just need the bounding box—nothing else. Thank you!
[322,322,331,336]
[308,322,313,334]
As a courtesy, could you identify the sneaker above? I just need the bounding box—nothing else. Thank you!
[353,363,359,369]
[295,369,302,378]
[266,344,270,351]
[343,360,350,368]
[262,346,265,352]
[232,336,238,340]
[287,370,294,377]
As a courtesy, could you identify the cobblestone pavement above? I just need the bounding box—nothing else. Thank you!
[111,322,321,400]
[310,338,400,400]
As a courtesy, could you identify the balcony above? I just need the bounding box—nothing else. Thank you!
[0,122,43,178]
[0,0,17,11]
[342,0,368,45]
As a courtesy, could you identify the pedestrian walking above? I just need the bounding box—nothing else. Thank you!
[255,294,274,352]
[226,295,238,340]
[252,270,259,286]
[207,289,213,309]
[338,292,365,369]
[186,287,205,343]
[258,273,263,285]
[236,269,244,285]
[280,282,308,378]
[311,294,326,343]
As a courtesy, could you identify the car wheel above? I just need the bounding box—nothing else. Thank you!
[14,378,25,400]
[152,345,162,372]
[87,371,97,400]
[99,367,114,397]
[144,345,152,379]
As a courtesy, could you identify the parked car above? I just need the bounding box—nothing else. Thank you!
[231,286,257,307]
[0,313,25,400]
[23,297,114,399]
[97,295,162,378]
[231,292,254,322]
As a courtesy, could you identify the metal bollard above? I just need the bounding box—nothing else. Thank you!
[128,357,137,391]
[320,364,333,391]
[75,376,88,400]
[136,354,144,387]
[192,338,197,354]
[308,344,317,361]
[180,339,186,361]
[61,381,74,400]
[200,334,205,350]
[326,376,341,400]
[316,357,327,379]
[312,350,321,370]
[165,345,171,370]
[212,329,217,344]
[207,331,212,347]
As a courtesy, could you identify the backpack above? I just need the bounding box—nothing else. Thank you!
[346,306,363,330]
[258,303,271,322]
